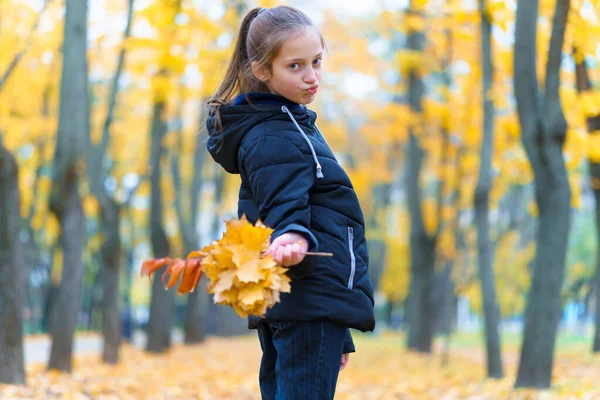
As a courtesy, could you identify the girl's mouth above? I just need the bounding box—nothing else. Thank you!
[307,87,318,95]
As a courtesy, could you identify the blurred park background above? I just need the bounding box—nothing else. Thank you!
[1,0,600,398]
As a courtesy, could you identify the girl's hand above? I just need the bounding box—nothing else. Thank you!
[340,353,350,371]
[266,232,309,266]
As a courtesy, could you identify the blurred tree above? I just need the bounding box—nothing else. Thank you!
[574,46,600,353]
[47,0,90,372]
[404,1,437,354]
[145,0,183,354]
[86,0,136,364]
[171,96,208,344]
[475,0,503,379]
[0,146,25,384]
[513,0,571,389]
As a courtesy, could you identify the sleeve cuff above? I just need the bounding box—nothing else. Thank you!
[343,329,356,353]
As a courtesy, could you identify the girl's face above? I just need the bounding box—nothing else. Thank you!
[254,28,324,105]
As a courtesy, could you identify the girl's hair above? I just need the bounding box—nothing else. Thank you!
[205,6,326,131]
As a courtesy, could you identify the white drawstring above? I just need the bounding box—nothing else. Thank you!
[281,105,324,179]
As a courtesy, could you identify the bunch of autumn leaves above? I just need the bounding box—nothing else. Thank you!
[141,216,292,318]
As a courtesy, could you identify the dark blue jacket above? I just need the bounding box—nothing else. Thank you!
[206,93,376,352]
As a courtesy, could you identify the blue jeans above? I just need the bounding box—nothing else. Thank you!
[256,319,346,400]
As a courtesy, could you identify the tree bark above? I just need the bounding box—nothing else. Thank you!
[594,176,600,352]
[47,0,89,372]
[573,49,600,354]
[404,15,437,353]
[205,168,231,336]
[145,100,175,353]
[514,0,571,389]
[367,238,387,290]
[0,146,26,384]
[100,199,121,363]
[474,0,504,379]
[85,0,134,364]
[172,107,208,344]
[406,134,436,352]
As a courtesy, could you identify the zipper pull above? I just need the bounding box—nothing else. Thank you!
[348,227,354,239]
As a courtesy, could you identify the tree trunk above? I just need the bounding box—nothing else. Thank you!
[184,286,209,344]
[475,191,504,378]
[47,0,89,372]
[514,0,571,389]
[172,107,208,344]
[0,146,26,384]
[593,162,600,352]
[367,238,387,290]
[573,44,600,354]
[404,11,436,353]
[406,231,436,352]
[101,199,121,363]
[87,0,134,364]
[146,100,175,353]
[594,178,600,351]
[205,169,227,336]
[475,0,504,379]
[405,134,435,351]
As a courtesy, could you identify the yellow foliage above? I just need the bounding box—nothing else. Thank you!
[380,236,410,304]
[460,231,534,317]
[410,0,429,11]
[404,14,426,33]
[83,196,100,217]
[47,214,60,244]
[51,250,63,285]
[421,198,438,236]
[257,0,279,6]
[396,50,428,77]
[437,227,456,262]
[569,173,582,209]
[460,152,479,174]
[527,201,539,217]
[589,131,600,162]
[580,91,600,118]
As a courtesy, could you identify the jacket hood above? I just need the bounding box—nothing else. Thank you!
[206,93,318,175]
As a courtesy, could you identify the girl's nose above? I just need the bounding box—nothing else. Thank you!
[304,67,317,84]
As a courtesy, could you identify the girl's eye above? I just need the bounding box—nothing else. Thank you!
[314,58,322,65]
[290,63,300,70]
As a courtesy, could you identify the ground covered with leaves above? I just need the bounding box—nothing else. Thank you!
[2,331,600,399]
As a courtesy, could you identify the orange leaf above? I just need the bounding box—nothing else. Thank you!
[140,257,172,282]
[187,250,206,259]
[190,263,204,292]
[178,259,203,294]
[162,259,186,289]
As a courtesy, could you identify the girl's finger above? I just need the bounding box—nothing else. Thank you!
[291,243,303,264]
[275,246,285,264]
[282,244,293,266]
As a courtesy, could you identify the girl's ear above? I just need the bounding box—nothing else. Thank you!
[251,61,270,82]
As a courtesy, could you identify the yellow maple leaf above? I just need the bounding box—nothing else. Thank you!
[231,246,264,283]
[239,284,265,306]
[212,269,236,294]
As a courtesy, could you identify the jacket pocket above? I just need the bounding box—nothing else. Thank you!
[347,226,356,289]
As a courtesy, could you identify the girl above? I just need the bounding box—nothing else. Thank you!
[205,6,375,400]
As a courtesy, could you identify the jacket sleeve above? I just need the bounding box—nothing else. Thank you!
[241,134,318,278]
[343,329,356,353]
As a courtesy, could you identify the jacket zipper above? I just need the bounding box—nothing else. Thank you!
[348,226,355,289]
